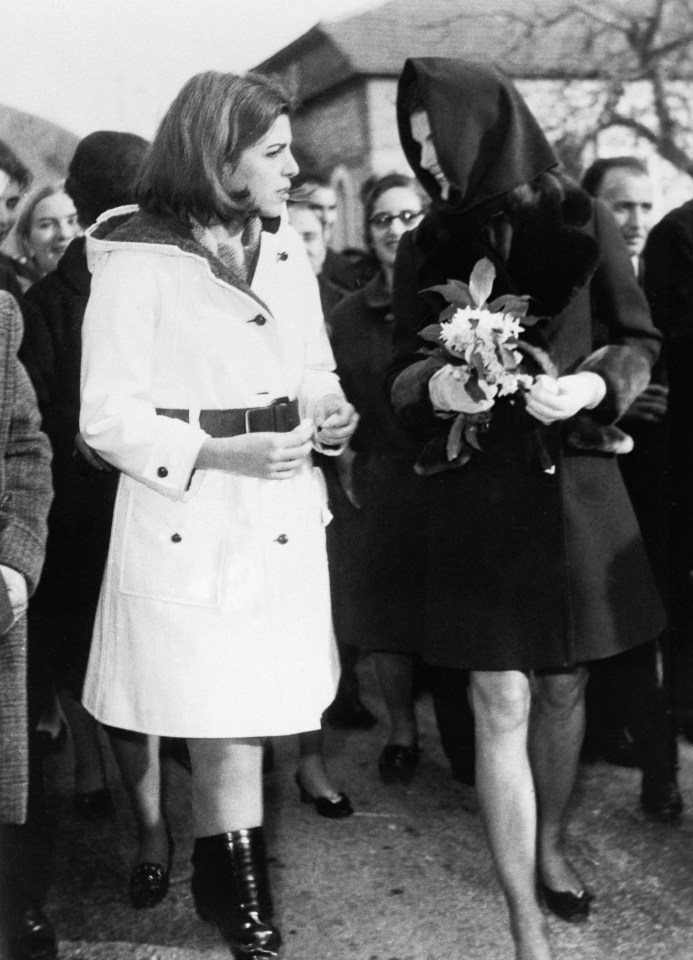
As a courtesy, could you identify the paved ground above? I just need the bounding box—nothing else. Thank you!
[44,658,693,960]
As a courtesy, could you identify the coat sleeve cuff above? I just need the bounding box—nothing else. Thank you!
[576,345,652,424]
[391,356,447,438]
[139,421,208,497]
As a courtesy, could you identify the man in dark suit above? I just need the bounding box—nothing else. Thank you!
[581,157,682,821]
[582,156,653,277]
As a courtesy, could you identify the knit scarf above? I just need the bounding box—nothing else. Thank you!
[191,216,262,284]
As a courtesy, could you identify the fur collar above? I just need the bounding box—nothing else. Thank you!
[89,207,280,316]
[415,176,599,322]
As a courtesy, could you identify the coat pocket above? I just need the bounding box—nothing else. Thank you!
[118,481,225,607]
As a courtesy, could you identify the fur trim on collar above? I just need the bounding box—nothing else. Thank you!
[89,206,276,315]
[416,175,599,322]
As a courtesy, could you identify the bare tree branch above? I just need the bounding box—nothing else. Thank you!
[422,0,693,177]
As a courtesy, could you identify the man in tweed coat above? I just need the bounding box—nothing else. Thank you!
[0,290,53,959]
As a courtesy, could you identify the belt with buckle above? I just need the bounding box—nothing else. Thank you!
[156,397,300,437]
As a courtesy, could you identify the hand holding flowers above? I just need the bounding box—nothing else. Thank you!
[415,257,608,473]
[526,373,606,425]
[420,257,539,459]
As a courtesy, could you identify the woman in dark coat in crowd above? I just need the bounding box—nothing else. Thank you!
[18,131,181,911]
[327,173,475,785]
[390,58,663,960]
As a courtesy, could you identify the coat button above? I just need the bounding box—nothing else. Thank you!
[249,314,266,326]
[275,534,288,544]
[171,533,182,543]
[157,466,168,478]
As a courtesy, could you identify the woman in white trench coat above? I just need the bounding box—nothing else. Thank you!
[79,71,358,959]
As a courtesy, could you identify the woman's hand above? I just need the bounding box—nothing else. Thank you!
[314,395,359,446]
[526,373,606,425]
[197,419,314,479]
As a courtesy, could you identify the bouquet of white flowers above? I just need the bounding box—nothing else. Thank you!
[419,257,543,463]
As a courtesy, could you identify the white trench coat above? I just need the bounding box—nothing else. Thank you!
[80,206,342,738]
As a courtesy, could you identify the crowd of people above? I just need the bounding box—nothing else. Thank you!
[0,54,691,960]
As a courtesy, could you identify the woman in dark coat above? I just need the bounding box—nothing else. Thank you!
[18,131,182,911]
[328,173,475,784]
[390,58,663,960]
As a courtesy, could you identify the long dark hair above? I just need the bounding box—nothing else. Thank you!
[137,70,293,225]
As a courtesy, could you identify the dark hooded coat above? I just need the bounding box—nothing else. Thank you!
[390,58,664,671]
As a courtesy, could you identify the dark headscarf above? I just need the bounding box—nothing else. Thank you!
[397,58,558,214]
[396,58,599,320]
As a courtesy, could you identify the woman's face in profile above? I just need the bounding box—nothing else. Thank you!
[368,186,423,271]
[25,191,81,275]
[410,111,450,199]
[224,114,299,219]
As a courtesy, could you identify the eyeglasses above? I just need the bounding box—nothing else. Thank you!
[368,210,423,229]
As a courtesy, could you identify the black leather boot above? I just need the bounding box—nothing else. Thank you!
[191,828,281,959]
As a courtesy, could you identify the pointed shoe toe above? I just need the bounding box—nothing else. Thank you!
[539,881,593,923]
[295,774,354,818]
[129,831,174,909]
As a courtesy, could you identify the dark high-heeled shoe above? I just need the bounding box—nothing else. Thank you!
[130,829,174,909]
[295,773,353,819]
[538,880,593,923]
[378,743,420,784]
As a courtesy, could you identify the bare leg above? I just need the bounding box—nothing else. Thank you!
[188,738,279,955]
[59,692,107,794]
[187,737,263,835]
[297,729,342,801]
[471,670,552,960]
[107,729,168,864]
[531,669,588,893]
[372,652,417,745]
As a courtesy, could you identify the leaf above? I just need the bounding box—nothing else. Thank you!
[469,350,487,380]
[419,323,443,344]
[487,294,531,317]
[515,341,558,377]
[500,344,521,368]
[464,424,484,452]
[469,258,496,307]
[414,435,471,476]
[422,280,474,308]
[465,372,487,403]
[446,414,465,462]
